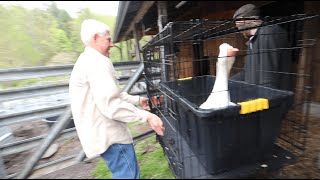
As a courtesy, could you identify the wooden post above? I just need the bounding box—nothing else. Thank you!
[133,23,142,62]
[126,40,131,61]
[157,1,168,31]
[157,1,168,81]
[294,3,319,105]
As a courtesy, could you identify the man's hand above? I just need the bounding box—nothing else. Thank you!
[139,97,151,111]
[147,113,165,136]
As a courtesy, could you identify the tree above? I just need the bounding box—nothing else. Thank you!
[0,4,125,69]
[46,2,72,38]
[69,8,118,60]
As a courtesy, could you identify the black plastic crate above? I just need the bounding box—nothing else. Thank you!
[160,75,294,175]
[158,114,216,179]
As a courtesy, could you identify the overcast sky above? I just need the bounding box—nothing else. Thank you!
[0,1,119,18]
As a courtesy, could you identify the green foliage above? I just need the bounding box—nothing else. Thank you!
[0,2,151,89]
[0,6,41,68]
[92,136,175,179]
[0,5,65,67]
[0,4,121,69]
[68,8,119,60]
[52,28,73,52]
[47,2,72,37]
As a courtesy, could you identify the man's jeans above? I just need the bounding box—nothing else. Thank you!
[100,144,140,179]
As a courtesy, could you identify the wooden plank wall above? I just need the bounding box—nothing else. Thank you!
[173,6,248,79]
[305,2,320,102]
[175,43,194,79]
[293,2,320,103]
[203,34,247,77]
[173,34,247,79]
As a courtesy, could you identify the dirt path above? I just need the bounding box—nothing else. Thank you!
[36,158,99,179]
[276,114,320,178]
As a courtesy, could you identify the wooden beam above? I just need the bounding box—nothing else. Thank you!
[157,1,168,31]
[133,23,142,62]
[122,1,155,41]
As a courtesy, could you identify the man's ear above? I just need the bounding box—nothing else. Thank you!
[93,34,99,41]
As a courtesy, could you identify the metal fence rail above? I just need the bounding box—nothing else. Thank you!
[0,61,139,82]
[0,103,69,127]
[0,75,143,102]
[0,61,159,179]
[0,128,77,156]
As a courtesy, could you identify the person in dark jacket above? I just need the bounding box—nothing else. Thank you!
[231,4,292,91]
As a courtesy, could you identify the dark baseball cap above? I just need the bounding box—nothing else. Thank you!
[233,4,260,20]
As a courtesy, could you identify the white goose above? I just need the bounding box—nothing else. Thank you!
[199,43,238,109]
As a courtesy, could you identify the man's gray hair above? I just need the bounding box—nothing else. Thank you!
[80,19,111,46]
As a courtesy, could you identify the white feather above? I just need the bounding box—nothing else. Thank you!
[199,43,236,109]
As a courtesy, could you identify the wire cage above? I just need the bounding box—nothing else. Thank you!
[142,14,319,178]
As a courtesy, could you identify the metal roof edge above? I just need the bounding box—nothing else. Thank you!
[113,1,130,43]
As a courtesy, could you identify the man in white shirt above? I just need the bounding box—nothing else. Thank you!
[69,19,165,179]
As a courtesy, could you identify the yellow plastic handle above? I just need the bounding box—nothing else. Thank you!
[178,77,192,81]
[238,98,269,114]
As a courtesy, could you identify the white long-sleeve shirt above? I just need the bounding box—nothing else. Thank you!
[69,47,150,158]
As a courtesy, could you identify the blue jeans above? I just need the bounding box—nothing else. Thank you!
[100,144,140,179]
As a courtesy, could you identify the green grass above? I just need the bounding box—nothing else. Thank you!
[128,121,149,137]
[91,136,175,179]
